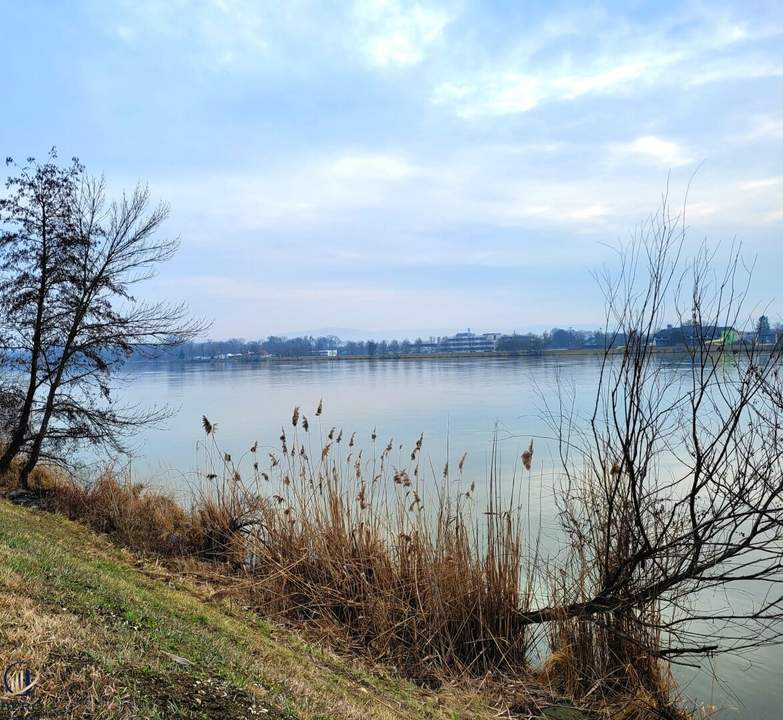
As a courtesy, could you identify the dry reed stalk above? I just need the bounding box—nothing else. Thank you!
[0,413,692,717]
[186,413,534,680]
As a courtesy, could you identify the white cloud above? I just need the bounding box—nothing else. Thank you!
[431,6,783,119]
[432,52,678,117]
[114,24,137,44]
[616,135,693,167]
[107,0,458,74]
[110,0,271,70]
[563,204,610,221]
[330,153,414,180]
[554,58,664,98]
[739,116,783,142]
[506,202,609,223]
[156,151,422,234]
[687,59,783,86]
[154,140,774,272]
[434,73,541,117]
[353,0,452,68]
[739,177,783,191]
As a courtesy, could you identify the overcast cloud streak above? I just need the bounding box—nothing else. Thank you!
[2,0,781,336]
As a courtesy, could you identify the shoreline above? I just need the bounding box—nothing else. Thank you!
[129,344,752,365]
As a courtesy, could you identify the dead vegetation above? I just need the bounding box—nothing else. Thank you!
[1,500,498,720]
[0,415,689,720]
[6,198,779,719]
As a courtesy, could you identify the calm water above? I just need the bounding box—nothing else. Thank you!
[113,356,780,718]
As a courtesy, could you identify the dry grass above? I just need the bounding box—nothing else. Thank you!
[543,616,684,720]
[0,592,130,718]
[0,410,697,718]
[539,474,692,720]
[52,473,195,556]
[0,452,45,490]
[0,450,200,559]
[186,414,535,683]
[0,500,496,720]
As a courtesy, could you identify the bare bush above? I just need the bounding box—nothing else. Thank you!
[533,196,783,697]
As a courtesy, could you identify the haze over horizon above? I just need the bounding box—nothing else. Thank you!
[3,0,782,337]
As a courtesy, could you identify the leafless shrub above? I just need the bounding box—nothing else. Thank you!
[535,194,783,704]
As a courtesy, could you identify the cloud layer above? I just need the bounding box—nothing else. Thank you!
[3,0,782,335]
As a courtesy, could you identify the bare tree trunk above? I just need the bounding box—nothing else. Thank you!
[0,214,49,487]
[16,419,48,489]
[16,325,77,488]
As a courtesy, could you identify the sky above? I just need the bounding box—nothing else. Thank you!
[2,0,782,339]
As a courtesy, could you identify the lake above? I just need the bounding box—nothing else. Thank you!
[114,355,780,719]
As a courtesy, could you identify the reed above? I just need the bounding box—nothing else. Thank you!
[51,471,194,555]
[190,408,535,681]
[0,408,689,717]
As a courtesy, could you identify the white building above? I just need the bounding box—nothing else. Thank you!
[440,331,499,353]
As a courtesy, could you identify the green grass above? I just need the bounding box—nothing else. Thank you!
[0,500,505,720]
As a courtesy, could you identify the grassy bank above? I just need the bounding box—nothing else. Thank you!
[0,396,693,720]
[0,499,533,719]
[0,413,685,720]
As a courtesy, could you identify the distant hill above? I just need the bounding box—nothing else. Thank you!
[282,327,527,341]
[281,327,462,341]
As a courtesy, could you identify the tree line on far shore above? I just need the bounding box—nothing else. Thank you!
[138,317,782,361]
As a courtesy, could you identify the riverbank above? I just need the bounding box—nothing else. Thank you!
[130,344,732,366]
[0,448,689,720]
[0,499,545,719]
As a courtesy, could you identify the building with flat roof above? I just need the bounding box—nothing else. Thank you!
[440,331,499,353]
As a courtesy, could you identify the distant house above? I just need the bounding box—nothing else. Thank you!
[318,349,338,357]
[654,324,738,348]
[440,331,499,353]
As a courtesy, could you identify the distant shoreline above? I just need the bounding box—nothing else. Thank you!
[127,345,745,366]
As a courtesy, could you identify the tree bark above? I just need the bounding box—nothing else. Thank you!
[0,206,49,487]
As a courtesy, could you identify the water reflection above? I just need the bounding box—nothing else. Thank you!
[110,356,778,719]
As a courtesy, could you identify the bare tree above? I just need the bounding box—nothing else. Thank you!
[0,151,82,478]
[0,151,207,487]
[526,195,783,671]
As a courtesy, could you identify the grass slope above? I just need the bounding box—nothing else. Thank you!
[0,500,505,720]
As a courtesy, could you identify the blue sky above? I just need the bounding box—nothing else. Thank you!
[2,0,782,338]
